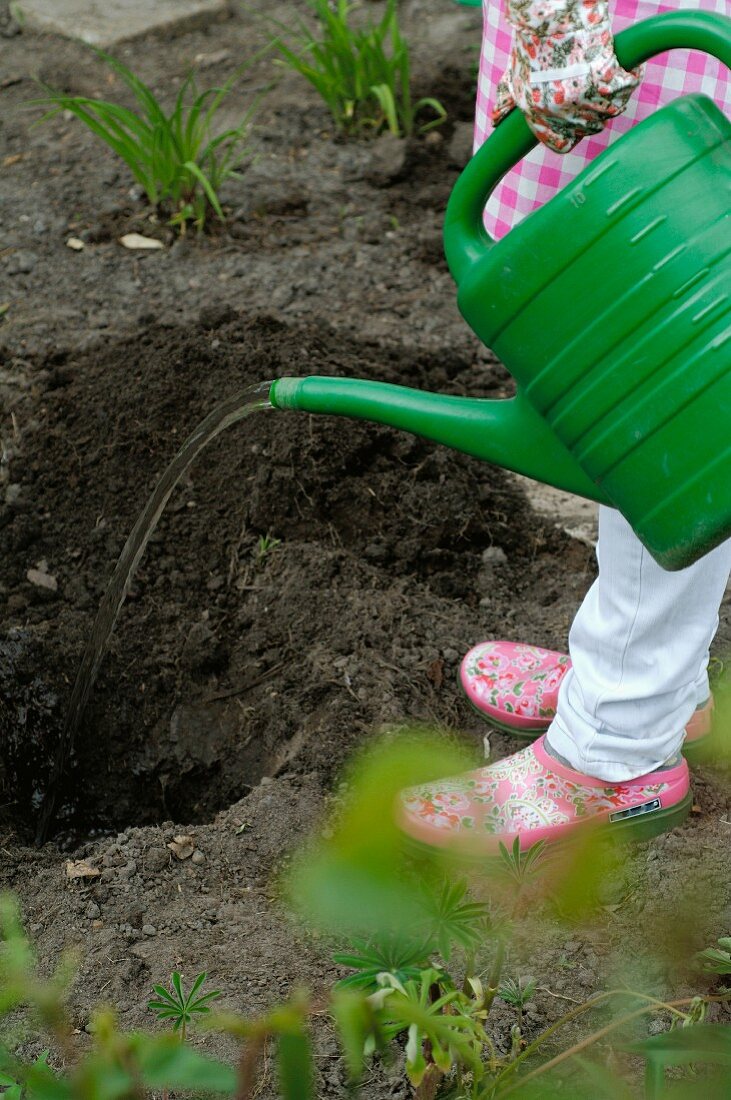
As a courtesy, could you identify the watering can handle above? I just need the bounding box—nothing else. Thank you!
[444,11,731,283]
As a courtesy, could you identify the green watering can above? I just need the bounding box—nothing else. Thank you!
[271,12,731,571]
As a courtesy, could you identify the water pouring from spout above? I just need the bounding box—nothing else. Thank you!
[35,383,273,844]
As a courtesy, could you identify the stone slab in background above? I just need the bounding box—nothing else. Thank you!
[515,476,599,548]
[17,0,230,47]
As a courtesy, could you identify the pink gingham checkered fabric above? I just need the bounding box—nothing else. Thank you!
[476,0,731,238]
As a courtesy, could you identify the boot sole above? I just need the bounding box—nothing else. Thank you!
[401,790,693,861]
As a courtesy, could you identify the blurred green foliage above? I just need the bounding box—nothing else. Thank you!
[1,731,729,1097]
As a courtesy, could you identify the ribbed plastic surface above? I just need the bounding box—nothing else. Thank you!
[454,95,731,569]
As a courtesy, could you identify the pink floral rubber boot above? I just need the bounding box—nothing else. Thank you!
[398,736,692,857]
[459,641,714,757]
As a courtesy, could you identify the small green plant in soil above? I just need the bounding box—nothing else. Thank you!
[34,53,262,232]
[148,970,222,1041]
[2,739,731,1098]
[255,532,282,563]
[288,735,731,1098]
[0,893,307,1098]
[0,893,237,1097]
[695,937,731,977]
[147,973,222,1100]
[497,975,537,1007]
[273,0,446,137]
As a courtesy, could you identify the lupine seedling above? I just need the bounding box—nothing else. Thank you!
[498,975,537,1039]
[333,930,434,992]
[695,936,731,976]
[497,835,547,889]
[148,971,222,1042]
[34,52,264,232]
[498,975,537,1009]
[0,1052,53,1099]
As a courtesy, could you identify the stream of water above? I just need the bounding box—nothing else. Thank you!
[35,382,274,844]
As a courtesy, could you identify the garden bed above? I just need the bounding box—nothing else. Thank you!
[1,2,730,1095]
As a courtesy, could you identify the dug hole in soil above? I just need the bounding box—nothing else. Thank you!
[1,1,730,1094]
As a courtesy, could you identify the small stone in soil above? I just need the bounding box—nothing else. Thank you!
[26,568,57,591]
[168,835,196,860]
[482,546,508,565]
[142,924,156,937]
[6,250,37,274]
[102,850,126,867]
[143,846,170,872]
[365,134,409,186]
[198,302,237,329]
[447,121,474,168]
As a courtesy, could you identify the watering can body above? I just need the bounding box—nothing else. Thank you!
[272,12,731,571]
[451,90,731,570]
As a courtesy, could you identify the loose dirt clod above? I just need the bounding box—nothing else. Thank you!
[119,233,165,250]
[26,568,57,591]
[167,835,196,860]
[65,859,100,879]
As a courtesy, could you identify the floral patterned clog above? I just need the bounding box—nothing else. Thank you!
[460,642,570,734]
[398,736,691,856]
[459,641,714,753]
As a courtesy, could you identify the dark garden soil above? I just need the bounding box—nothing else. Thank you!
[1,2,730,1096]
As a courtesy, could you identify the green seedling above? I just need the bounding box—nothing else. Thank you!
[695,936,731,976]
[256,533,281,562]
[499,975,537,1043]
[333,930,434,993]
[498,976,537,1010]
[148,972,222,1042]
[0,1052,52,1099]
[34,52,265,232]
[272,0,446,137]
[416,876,491,961]
[0,897,236,1097]
[497,835,547,889]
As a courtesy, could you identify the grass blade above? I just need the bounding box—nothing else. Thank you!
[182,160,223,218]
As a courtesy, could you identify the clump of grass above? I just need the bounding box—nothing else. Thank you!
[34,52,263,232]
[273,0,446,137]
[256,532,281,563]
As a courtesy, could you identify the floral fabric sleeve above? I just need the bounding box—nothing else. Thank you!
[492,0,642,153]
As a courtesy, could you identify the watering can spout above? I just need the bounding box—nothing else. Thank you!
[269,376,607,504]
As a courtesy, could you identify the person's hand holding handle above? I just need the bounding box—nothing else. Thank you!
[492,0,641,153]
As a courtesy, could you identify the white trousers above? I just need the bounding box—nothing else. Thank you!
[548,506,731,782]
